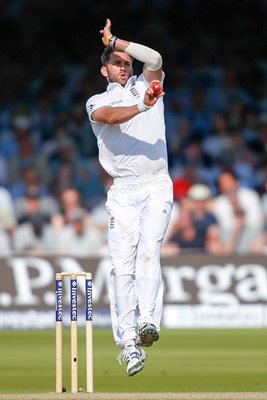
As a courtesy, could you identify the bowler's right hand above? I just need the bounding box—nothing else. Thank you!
[143,80,165,108]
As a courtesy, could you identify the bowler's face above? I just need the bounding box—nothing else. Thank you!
[104,52,133,86]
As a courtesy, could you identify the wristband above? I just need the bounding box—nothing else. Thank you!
[103,34,113,46]
[109,35,117,49]
[137,102,152,113]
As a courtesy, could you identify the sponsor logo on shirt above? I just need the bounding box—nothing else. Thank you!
[110,99,124,106]
[130,87,141,99]
[110,216,115,229]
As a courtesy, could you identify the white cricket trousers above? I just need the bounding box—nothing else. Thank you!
[105,173,173,348]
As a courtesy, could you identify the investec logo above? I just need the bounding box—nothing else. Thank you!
[70,280,77,321]
[86,279,93,321]
[56,281,63,322]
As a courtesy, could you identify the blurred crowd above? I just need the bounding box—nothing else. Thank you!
[1,0,267,257]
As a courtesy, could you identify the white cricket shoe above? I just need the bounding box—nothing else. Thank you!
[117,345,147,377]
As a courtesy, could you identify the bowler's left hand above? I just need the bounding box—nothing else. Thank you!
[100,18,112,46]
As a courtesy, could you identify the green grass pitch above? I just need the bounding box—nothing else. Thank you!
[0,328,266,393]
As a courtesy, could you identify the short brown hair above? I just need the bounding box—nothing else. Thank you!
[100,47,134,66]
[101,47,113,66]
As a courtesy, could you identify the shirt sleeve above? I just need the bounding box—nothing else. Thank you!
[86,94,109,123]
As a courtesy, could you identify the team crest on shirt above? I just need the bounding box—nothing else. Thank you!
[130,87,141,99]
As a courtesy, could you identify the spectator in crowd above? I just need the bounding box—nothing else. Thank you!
[0,114,28,160]
[249,230,267,254]
[49,137,80,197]
[12,185,58,254]
[161,203,194,256]
[42,123,71,161]
[187,183,223,254]
[50,207,107,257]
[9,165,50,199]
[12,213,51,254]
[14,185,59,224]
[202,112,232,162]
[249,177,267,254]
[0,229,12,256]
[230,125,258,188]
[0,185,16,255]
[7,135,50,186]
[172,162,197,202]
[212,169,264,253]
[162,183,222,255]
[51,187,83,228]
[0,185,16,231]
[0,112,40,160]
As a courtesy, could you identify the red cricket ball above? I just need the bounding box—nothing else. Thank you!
[151,81,162,95]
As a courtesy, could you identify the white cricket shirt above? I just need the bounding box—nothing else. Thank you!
[86,73,168,178]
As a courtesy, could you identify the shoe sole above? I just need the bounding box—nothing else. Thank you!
[128,360,144,377]
[138,326,159,347]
